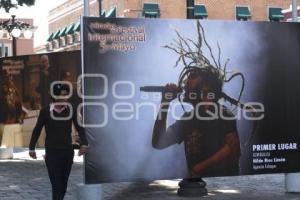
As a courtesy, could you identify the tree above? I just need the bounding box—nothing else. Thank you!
[0,0,35,13]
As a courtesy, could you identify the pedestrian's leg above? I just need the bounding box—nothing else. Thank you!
[45,149,65,200]
[60,149,74,199]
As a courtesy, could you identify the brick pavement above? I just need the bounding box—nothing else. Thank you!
[0,149,300,200]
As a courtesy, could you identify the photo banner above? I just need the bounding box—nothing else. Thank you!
[82,17,300,184]
[0,51,82,147]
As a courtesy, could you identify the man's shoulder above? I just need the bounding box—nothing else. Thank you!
[178,111,195,122]
[40,105,50,114]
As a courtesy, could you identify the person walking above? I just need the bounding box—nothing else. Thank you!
[29,83,88,200]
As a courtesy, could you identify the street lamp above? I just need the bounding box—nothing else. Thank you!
[0,15,33,56]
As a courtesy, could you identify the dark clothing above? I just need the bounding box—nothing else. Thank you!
[45,148,74,200]
[169,105,239,176]
[29,105,88,150]
[29,104,88,200]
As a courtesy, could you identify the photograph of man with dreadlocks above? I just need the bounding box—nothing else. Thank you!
[82,17,300,183]
[151,21,242,178]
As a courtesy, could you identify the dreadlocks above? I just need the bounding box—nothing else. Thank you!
[163,20,260,146]
[163,20,245,108]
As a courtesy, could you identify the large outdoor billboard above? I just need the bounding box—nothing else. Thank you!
[0,51,82,147]
[82,17,300,184]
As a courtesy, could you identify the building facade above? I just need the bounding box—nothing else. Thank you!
[44,0,299,53]
[101,0,297,20]
[283,5,300,21]
[0,18,34,57]
[45,0,99,53]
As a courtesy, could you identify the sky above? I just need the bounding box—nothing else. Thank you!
[0,0,68,48]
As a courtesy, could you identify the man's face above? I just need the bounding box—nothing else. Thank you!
[40,56,49,71]
[55,90,69,103]
[183,72,211,104]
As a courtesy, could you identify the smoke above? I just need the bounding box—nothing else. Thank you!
[84,19,280,182]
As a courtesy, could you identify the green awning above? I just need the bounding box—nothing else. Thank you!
[46,32,53,42]
[100,10,106,17]
[52,30,60,40]
[143,3,160,17]
[73,22,80,32]
[194,5,208,18]
[269,8,284,21]
[65,23,75,35]
[106,6,116,18]
[58,27,67,37]
[236,6,251,20]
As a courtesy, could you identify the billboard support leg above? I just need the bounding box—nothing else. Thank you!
[0,147,13,159]
[177,178,208,197]
[76,184,103,200]
[285,173,300,193]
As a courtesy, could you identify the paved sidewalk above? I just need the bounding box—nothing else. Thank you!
[0,148,300,200]
[0,149,83,200]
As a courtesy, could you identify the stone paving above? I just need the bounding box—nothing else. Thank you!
[0,148,300,200]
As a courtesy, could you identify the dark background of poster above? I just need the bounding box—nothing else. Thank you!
[0,50,81,114]
[0,50,82,151]
[82,17,300,183]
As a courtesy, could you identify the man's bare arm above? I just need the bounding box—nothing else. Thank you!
[152,83,179,149]
[152,104,177,149]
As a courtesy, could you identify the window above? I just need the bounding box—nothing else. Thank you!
[100,10,106,18]
[46,42,53,51]
[143,3,160,18]
[194,5,208,19]
[60,37,66,47]
[58,27,67,47]
[0,46,9,57]
[74,32,80,43]
[236,6,251,21]
[52,40,59,49]
[66,35,74,45]
[269,7,284,22]
[65,23,75,45]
